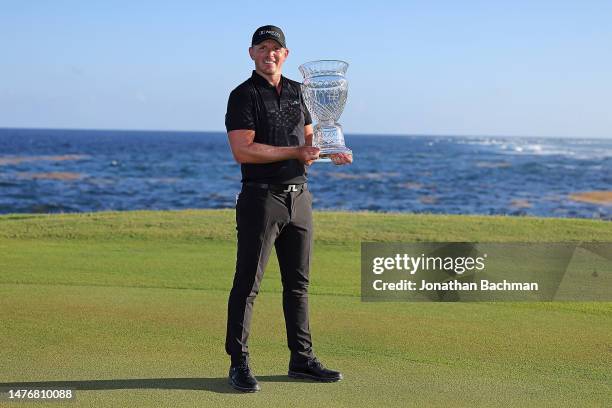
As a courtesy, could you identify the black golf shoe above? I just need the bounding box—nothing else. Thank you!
[288,357,343,382]
[228,361,260,392]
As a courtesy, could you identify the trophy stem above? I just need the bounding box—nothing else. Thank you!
[318,119,336,127]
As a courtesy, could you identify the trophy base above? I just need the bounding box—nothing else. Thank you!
[316,146,353,163]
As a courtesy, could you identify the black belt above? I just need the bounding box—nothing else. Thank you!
[243,182,307,193]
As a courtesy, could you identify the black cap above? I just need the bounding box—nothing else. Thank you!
[251,25,286,48]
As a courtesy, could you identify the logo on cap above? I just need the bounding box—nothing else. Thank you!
[259,30,280,38]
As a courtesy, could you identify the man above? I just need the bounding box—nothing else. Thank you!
[224,25,352,392]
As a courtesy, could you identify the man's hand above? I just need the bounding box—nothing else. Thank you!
[329,153,353,165]
[296,146,320,165]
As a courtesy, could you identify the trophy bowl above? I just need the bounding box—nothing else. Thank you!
[299,60,352,162]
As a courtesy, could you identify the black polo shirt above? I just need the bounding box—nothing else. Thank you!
[225,70,312,184]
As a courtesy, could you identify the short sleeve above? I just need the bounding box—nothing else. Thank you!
[300,90,313,126]
[225,86,256,132]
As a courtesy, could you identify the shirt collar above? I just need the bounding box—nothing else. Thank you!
[251,70,286,89]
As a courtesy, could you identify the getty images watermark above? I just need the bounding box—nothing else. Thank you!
[361,242,612,302]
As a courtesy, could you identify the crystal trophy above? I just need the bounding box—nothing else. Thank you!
[299,60,352,162]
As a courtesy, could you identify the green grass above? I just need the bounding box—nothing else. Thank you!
[1,210,611,407]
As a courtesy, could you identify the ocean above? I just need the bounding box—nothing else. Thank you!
[0,128,610,219]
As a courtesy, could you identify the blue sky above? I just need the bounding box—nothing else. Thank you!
[1,0,611,138]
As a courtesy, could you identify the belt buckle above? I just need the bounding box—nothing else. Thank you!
[282,184,298,192]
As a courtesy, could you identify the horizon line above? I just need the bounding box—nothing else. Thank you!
[0,126,610,141]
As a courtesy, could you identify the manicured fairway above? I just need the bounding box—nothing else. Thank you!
[1,210,611,407]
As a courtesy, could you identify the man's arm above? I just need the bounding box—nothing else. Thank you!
[228,129,319,164]
[304,124,313,147]
[303,124,316,166]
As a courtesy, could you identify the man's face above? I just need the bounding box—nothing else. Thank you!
[249,39,289,76]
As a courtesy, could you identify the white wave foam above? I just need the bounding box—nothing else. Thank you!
[456,137,612,160]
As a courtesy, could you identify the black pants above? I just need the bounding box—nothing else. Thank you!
[225,184,314,364]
